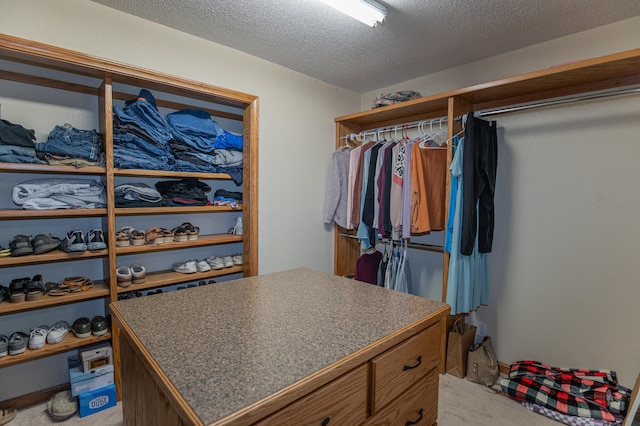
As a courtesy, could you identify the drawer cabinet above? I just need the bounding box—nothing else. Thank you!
[371,323,440,412]
[255,364,368,426]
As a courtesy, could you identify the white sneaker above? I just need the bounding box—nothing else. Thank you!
[196,260,211,272]
[222,255,234,268]
[232,254,243,266]
[29,325,49,350]
[173,260,197,274]
[47,321,70,344]
[206,256,224,270]
[233,216,243,236]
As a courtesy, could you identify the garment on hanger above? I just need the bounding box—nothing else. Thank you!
[393,240,412,294]
[401,138,418,240]
[461,112,497,255]
[373,139,395,230]
[377,243,390,286]
[376,141,397,238]
[389,141,406,240]
[323,145,352,229]
[349,141,375,227]
[446,137,488,315]
[360,143,383,248]
[410,145,447,234]
[354,248,382,285]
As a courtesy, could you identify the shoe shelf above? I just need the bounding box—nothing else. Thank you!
[0,249,108,268]
[0,281,109,316]
[0,162,106,175]
[115,233,242,254]
[0,208,108,219]
[114,205,242,216]
[0,331,112,369]
[114,266,243,294]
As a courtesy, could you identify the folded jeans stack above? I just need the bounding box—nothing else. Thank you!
[35,123,103,166]
[0,118,44,165]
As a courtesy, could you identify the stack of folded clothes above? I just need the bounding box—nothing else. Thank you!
[167,108,244,184]
[212,189,242,207]
[155,178,210,206]
[114,182,163,207]
[35,123,104,167]
[112,89,175,171]
[12,178,107,210]
[0,118,45,164]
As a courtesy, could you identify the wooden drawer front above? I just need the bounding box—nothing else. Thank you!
[254,364,368,426]
[371,324,440,411]
[365,368,438,426]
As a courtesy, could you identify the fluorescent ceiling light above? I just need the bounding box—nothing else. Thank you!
[317,0,387,27]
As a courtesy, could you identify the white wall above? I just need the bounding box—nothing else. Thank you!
[0,0,359,401]
[362,17,640,388]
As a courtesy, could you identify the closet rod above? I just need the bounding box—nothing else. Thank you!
[341,115,452,141]
[338,233,445,253]
[474,86,640,118]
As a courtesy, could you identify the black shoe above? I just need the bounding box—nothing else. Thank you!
[9,278,27,303]
[91,316,108,336]
[72,317,92,338]
[86,229,107,251]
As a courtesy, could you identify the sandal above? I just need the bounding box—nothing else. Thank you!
[62,276,94,292]
[48,286,71,296]
[181,222,200,241]
[160,228,174,243]
[9,234,33,256]
[172,226,188,242]
[130,229,146,246]
[115,231,130,247]
[26,277,44,301]
[145,227,162,244]
[9,278,27,303]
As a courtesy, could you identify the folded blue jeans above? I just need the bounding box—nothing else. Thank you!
[37,124,102,162]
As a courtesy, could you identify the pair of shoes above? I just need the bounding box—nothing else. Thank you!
[232,254,243,266]
[29,325,50,350]
[91,315,109,336]
[198,280,216,286]
[32,234,62,255]
[47,320,70,344]
[8,331,29,355]
[222,255,234,268]
[181,222,199,241]
[0,408,17,425]
[144,227,174,245]
[47,390,78,421]
[171,226,189,242]
[9,234,33,256]
[116,264,146,286]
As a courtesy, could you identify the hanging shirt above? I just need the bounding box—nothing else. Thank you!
[350,141,375,227]
[373,140,395,230]
[323,146,352,229]
[354,250,382,285]
[389,141,406,240]
[346,144,364,229]
[401,139,418,239]
[410,145,447,234]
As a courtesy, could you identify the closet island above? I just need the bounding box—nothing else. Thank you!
[110,268,450,426]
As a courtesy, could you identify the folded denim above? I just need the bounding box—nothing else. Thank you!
[214,189,242,201]
[167,109,221,153]
[0,152,45,165]
[0,118,36,147]
[12,178,107,210]
[36,123,101,162]
[113,96,171,145]
[114,183,163,203]
[113,146,174,171]
[113,131,170,157]
[43,152,105,168]
[172,160,243,185]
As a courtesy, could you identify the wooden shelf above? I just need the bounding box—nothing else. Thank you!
[115,205,242,216]
[0,332,112,368]
[0,249,108,268]
[0,208,107,219]
[114,168,233,180]
[115,266,243,294]
[0,162,105,175]
[115,234,242,255]
[0,281,109,316]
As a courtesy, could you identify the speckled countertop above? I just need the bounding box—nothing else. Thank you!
[110,268,448,425]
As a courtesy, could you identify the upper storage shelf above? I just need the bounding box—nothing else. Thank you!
[335,48,640,129]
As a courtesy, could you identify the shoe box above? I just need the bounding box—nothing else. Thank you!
[78,384,116,418]
[79,341,113,372]
[68,356,115,397]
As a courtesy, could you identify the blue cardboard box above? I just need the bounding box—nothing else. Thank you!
[78,384,116,418]
[69,364,114,397]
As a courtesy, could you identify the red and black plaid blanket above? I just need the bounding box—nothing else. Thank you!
[499,360,631,423]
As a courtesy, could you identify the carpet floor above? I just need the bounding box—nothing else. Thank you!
[8,374,636,425]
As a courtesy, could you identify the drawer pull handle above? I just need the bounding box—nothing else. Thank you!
[405,408,423,426]
[321,417,331,426]
[402,355,422,371]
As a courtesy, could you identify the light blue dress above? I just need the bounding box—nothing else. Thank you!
[446,138,488,314]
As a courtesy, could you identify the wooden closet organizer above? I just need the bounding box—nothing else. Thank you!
[333,47,640,302]
[0,34,258,404]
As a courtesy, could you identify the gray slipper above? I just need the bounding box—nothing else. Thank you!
[47,390,78,421]
[32,234,62,255]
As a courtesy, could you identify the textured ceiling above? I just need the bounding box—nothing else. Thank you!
[90,0,640,93]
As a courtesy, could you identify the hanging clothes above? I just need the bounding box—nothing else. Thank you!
[461,112,498,255]
[389,141,406,240]
[354,249,382,285]
[349,141,375,227]
[401,138,418,240]
[410,145,447,234]
[323,146,352,229]
[393,241,412,293]
[360,143,383,248]
[446,137,488,315]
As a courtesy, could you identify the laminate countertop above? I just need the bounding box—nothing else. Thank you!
[110,268,449,425]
